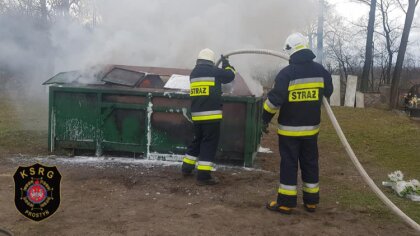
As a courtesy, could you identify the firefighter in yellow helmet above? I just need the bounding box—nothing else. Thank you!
[263,33,333,214]
[181,48,236,185]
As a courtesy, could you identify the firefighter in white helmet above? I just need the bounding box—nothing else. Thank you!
[181,48,236,185]
[263,33,333,214]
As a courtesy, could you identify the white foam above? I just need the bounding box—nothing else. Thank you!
[146,95,153,159]
[258,146,273,153]
[9,155,270,173]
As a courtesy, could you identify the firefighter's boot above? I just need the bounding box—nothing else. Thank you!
[196,170,219,186]
[266,201,293,215]
[304,204,317,213]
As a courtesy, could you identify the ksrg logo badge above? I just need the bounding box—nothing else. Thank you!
[13,163,61,221]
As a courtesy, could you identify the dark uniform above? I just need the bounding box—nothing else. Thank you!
[263,49,333,209]
[182,59,235,182]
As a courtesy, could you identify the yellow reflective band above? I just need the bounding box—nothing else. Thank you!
[190,86,210,97]
[225,66,236,74]
[278,188,298,196]
[192,114,223,121]
[197,165,214,171]
[183,157,196,165]
[190,81,215,87]
[289,88,319,102]
[303,186,320,194]
[288,82,324,91]
[197,161,215,171]
[279,206,292,211]
[264,102,278,114]
[294,45,307,50]
[277,128,320,137]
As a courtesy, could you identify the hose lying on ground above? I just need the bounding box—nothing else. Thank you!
[0,228,13,236]
[217,49,420,232]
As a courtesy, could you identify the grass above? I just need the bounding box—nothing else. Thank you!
[0,93,48,155]
[0,92,419,224]
[319,106,420,223]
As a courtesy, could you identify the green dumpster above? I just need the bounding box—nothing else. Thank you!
[45,65,263,167]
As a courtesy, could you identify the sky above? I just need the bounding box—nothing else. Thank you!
[327,0,420,64]
[327,0,420,35]
[327,0,369,20]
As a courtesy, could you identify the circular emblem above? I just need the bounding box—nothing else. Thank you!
[14,163,61,221]
[26,180,48,204]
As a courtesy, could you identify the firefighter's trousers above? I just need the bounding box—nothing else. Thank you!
[277,134,320,207]
[182,122,220,180]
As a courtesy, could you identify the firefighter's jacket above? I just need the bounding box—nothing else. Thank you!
[190,60,235,122]
[263,49,333,137]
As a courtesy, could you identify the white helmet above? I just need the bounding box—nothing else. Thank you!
[197,48,215,64]
[283,33,310,56]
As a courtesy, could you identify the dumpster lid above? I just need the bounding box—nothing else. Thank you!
[43,65,107,85]
[43,71,82,85]
[44,65,154,87]
[44,64,255,96]
[102,67,146,87]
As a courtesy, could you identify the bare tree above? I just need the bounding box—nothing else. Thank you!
[306,15,318,50]
[49,0,70,16]
[324,10,364,80]
[390,0,419,108]
[361,0,377,92]
[307,25,316,50]
[378,0,401,84]
[44,0,89,21]
[374,42,390,86]
[325,27,350,79]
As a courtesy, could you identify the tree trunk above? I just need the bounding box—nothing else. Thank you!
[340,60,348,80]
[390,0,418,109]
[370,58,375,91]
[379,0,394,84]
[361,0,377,92]
[386,54,392,84]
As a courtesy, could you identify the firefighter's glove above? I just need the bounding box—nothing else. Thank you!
[262,122,269,134]
[221,55,231,68]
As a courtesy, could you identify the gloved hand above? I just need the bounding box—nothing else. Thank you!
[262,122,269,134]
[221,55,231,68]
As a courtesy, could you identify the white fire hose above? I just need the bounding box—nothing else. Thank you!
[216,49,420,232]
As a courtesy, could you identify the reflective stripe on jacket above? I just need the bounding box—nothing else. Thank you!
[191,110,223,121]
[262,49,333,137]
[277,124,320,137]
[190,60,235,122]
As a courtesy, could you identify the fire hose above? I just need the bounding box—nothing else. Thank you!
[216,49,420,232]
[0,228,13,236]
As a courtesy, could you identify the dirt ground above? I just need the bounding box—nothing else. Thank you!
[0,154,416,236]
[0,94,419,235]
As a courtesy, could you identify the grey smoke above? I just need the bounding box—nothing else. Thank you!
[1,0,317,97]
